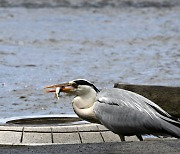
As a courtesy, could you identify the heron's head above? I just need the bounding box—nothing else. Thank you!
[45,79,100,98]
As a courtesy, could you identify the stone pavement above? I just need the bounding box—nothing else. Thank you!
[0,123,142,145]
[0,123,179,154]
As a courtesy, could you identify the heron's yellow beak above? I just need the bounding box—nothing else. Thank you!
[44,83,75,93]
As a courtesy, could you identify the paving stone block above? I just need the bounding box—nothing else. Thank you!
[80,132,104,143]
[97,124,109,131]
[51,126,77,133]
[101,131,120,142]
[125,136,139,141]
[77,124,99,132]
[53,133,81,144]
[24,127,51,132]
[102,132,139,142]
[22,132,52,143]
[0,126,23,131]
[0,131,22,144]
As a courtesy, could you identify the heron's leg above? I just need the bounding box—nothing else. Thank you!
[136,135,143,141]
[119,135,125,141]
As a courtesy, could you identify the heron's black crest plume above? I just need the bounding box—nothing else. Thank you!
[73,79,100,93]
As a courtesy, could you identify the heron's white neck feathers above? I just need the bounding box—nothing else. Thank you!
[73,89,96,108]
[72,86,99,123]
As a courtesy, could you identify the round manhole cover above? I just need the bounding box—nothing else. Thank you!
[3,114,88,125]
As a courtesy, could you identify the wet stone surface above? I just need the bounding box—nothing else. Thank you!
[0,2,180,119]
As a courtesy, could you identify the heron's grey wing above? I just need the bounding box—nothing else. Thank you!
[94,88,180,137]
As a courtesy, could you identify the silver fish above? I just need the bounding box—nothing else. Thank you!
[55,87,61,99]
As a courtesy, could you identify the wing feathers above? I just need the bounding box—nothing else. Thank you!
[94,88,180,137]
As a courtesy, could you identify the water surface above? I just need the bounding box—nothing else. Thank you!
[0,6,179,118]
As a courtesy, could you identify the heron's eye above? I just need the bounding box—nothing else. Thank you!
[72,83,78,88]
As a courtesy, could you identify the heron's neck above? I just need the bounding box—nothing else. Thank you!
[72,88,99,123]
[73,89,96,108]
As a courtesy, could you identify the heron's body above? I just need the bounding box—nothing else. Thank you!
[94,88,180,139]
[45,79,180,141]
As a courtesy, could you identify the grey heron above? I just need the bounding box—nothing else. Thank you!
[45,79,180,141]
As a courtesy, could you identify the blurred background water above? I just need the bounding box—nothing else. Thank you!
[0,0,180,119]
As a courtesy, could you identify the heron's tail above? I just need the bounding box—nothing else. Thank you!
[160,115,180,138]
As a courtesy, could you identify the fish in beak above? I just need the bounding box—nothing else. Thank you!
[44,83,75,99]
